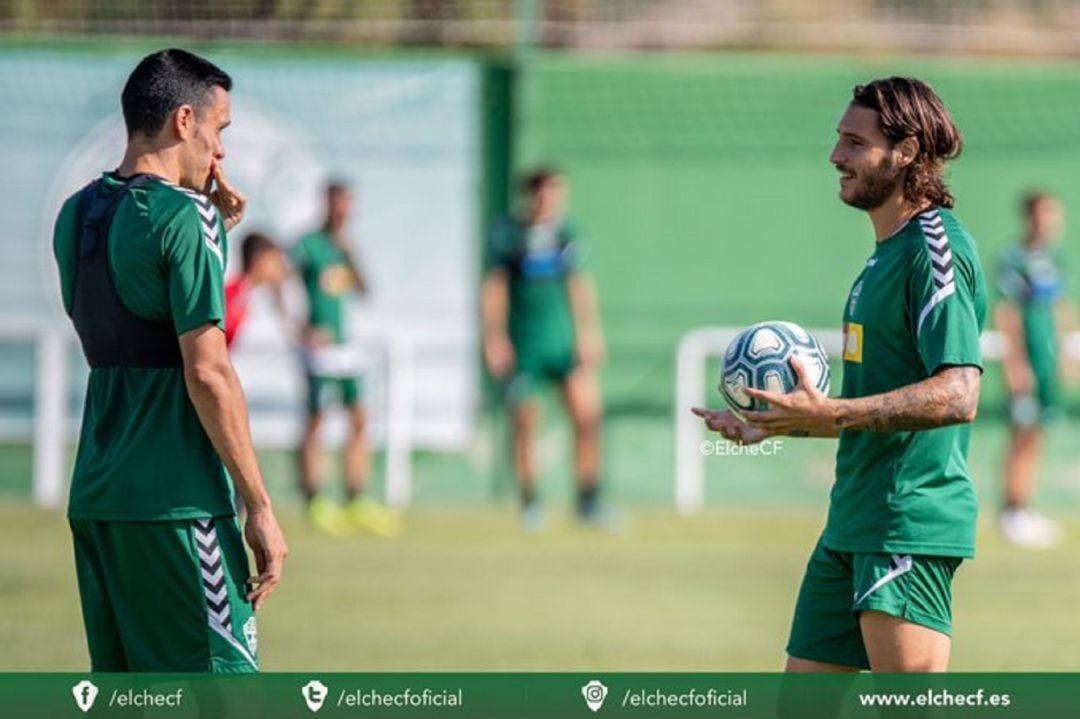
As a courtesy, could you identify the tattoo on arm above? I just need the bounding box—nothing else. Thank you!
[785,427,840,438]
[835,365,981,432]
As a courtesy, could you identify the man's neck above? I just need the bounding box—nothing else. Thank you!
[868,192,929,243]
[116,144,181,185]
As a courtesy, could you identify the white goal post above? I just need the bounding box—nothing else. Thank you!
[673,326,1027,515]
[11,324,416,509]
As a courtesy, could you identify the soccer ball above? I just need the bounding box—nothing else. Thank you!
[720,321,830,416]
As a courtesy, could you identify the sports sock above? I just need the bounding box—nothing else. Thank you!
[577,483,599,514]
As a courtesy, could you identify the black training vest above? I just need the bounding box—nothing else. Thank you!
[68,174,184,368]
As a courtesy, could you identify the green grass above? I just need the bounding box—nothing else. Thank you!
[3,503,1080,671]
[3,407,1080,671]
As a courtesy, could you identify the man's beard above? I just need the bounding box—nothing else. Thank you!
[843,158,904,211]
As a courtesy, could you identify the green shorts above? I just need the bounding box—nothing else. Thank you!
[307,375,361,414]
[1010,356,1063,428]
[786,537,962,670]
[70,516,259,673]
[506,346,577,404]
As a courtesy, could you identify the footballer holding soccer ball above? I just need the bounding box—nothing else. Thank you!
[694,77,986,678]
[718,321,831,418]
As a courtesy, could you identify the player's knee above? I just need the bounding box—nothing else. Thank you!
[304,412,324,435]
[572,410,601,437]
[513,404,539,433]
[348,410,366,435]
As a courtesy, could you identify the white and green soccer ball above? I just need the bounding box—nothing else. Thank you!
[720,321,830,416]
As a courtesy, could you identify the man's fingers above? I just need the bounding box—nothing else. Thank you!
[211,160,232,191]
[743,410,784,426]
[691,407,730,431]
[743,411,796,432]
[210,162,244,208]
[718,425,742,441]
[246,558,283,609]
[245,574,279,610]
[789,355,813,391]
[743,387,787,407]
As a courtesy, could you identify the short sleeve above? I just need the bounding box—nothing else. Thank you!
[908,242,983,376]
[560,221,586,272]
[52,194,82,314]
[164,201,226,336]
[995,251,1026,302]
[484,216,514,272]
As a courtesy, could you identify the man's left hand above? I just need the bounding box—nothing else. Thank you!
[742,356,838,435]
[206,160,246,232]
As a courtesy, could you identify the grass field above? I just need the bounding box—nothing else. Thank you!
[3,502,1080,672]
[2,402,1080,672]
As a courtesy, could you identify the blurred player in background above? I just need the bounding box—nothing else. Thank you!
[695,78,984,674]
[481,168,612,531]
[224,231,288,347]
[293,182,399,537]
[995,191,1075,548]
[53,48,286,672]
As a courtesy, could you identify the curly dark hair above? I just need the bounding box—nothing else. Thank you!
[851,77,963,208]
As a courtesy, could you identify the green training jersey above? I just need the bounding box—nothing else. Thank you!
[996,244,1065,384]
[486,216,583,353]
[826,207,987,558]
[292,230,357,344]
[54,172,233,521]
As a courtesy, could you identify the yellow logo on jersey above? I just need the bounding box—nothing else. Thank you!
[319,264,354,297]
[843,322,863,363]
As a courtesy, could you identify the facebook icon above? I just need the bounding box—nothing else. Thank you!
[71,680,99,712]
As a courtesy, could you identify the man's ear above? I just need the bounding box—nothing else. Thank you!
[894,136,919,168]
[172,104,196,140]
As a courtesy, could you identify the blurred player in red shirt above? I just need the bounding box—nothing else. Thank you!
[225,232,287,347]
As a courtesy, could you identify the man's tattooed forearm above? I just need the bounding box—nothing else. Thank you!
[835,366,980,432]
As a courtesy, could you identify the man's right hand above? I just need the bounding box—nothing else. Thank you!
[484,333,515,379]
[243,507,288,612]
[691,407,774,445]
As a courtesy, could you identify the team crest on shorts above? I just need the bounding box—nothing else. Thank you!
[243,616,258,655]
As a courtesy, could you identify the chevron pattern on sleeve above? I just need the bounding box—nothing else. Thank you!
[916,209,956,336]
[161,181,223,268]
